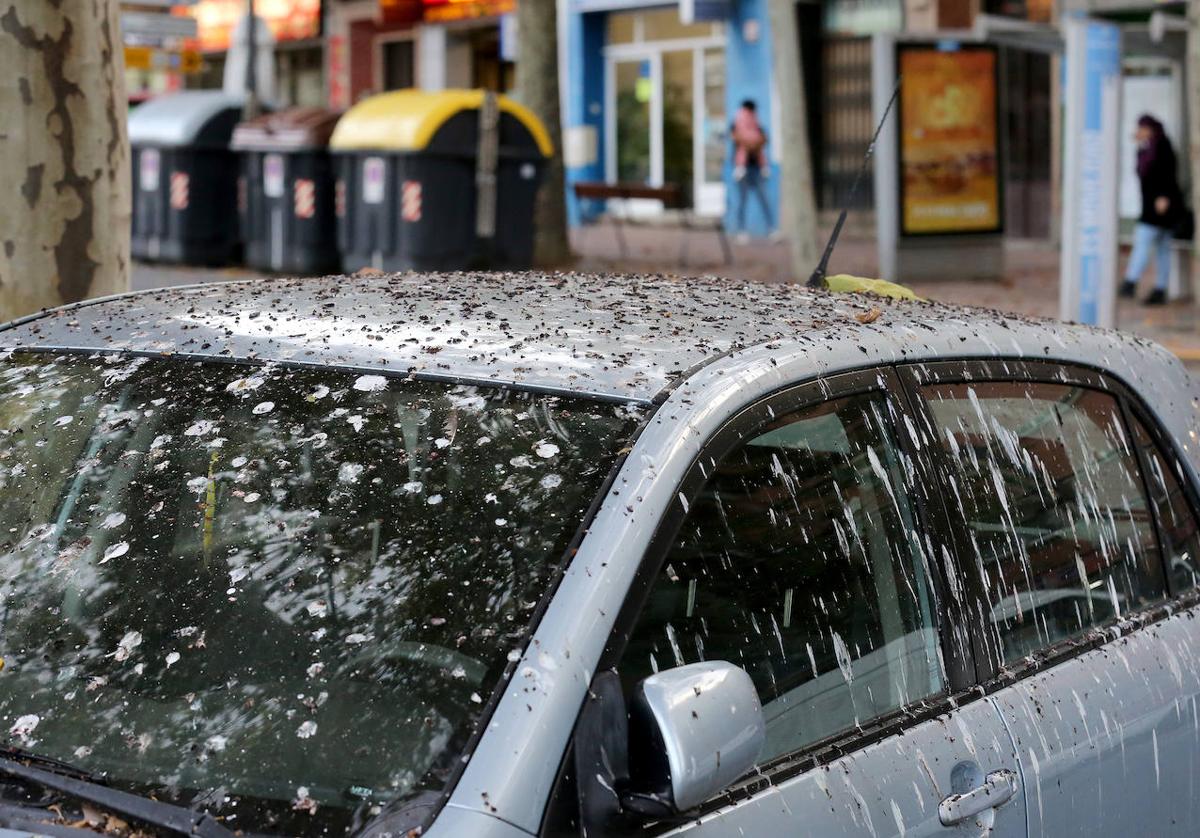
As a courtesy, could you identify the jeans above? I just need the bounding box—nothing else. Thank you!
[736,167,773,232]
[1125,222,1173,291]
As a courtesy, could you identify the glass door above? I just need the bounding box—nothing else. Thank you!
[695,47,726,216]
[613,57,654,184]
[661,50,695,204]
[606,39,725,217]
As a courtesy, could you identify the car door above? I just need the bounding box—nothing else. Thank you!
[905,360,1200,836]
[550,369,1027,837]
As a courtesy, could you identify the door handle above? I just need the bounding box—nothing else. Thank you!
[938,768,1019,826]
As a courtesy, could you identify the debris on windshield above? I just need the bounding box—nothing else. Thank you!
[100,542,129,564]
[99,513,127,530]
[293,787,318,815]
[112,631,142,661]
[353,374,388,393]
[183,419,217,437]
[338,462,364,483]
[9,713,39,744]
[0,354,638,835]
[226,375,266,395]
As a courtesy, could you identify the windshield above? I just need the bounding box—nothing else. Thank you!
[0,352,639,835]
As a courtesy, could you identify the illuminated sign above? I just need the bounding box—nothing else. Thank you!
[898,45,1002,236]
[181,0,320,52]
[422,0,515,23]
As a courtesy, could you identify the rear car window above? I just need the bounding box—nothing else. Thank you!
[0,352,640,835]
[920,381,1166,663]
[619,392,944,765]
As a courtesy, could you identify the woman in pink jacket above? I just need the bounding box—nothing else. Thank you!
[731,99,773,241]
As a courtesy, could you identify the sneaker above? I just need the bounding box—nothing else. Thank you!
[1143,288,1167,306]
[767,230,784,243]
[734,232,751,245]
[1119,280,1137,299]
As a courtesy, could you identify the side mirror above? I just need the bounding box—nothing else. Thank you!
[623,661,765,815]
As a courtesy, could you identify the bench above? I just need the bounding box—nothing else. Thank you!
[572,181,733,267]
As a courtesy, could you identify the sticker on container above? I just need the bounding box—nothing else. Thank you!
[139,149,160,192]
[294,178,316,219]
[169,171,189,211]
[263,153,285,198]
[401,180,422,222]
[335,180,346,217]
[362,157,386,205]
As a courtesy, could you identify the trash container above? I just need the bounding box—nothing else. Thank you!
[129,91,246,265]
[232,108,342,275]
[329,89,552,272]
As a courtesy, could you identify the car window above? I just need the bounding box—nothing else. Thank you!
[1130,412,1200,591]
[0,352,640,836]
[920,381,1166,663]
[619,392,944,766]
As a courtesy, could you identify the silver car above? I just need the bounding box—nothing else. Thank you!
[1,273,1199,838]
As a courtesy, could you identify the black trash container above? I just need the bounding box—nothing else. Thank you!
[129,91,246,266]
[232,108,342,275]
[329,89,552,272]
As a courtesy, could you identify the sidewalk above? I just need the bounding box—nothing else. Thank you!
[570,220,1200,365]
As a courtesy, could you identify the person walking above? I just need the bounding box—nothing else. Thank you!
[1120,114,1184,305]
[731,100,773,242]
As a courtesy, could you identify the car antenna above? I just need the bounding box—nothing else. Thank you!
[806,76,902,289]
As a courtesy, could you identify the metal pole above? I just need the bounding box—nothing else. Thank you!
[245,0,260,119]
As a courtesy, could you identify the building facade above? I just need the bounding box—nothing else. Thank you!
[561,0,777,234]
[328,0,516,109]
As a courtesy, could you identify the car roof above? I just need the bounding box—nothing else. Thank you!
[0,271,1080,403]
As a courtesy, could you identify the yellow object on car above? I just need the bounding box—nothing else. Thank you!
[825,274,921,301]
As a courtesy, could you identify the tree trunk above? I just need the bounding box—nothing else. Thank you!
[514,0,572,267]
[766,0,818,280]
[1189,2,1200,284]
[0,0,129,322]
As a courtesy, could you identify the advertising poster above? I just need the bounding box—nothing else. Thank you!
[898,45,1001,236]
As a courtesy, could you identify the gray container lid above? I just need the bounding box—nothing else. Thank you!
[129,91,246,149]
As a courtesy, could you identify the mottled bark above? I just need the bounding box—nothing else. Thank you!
[766,0,818,280]
[514,0,572,267]
[0,0,129,321]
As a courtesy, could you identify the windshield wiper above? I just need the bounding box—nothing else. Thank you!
[0,757,235,838]
[0,746,99,782]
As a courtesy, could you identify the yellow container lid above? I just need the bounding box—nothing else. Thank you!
[329,89,553,157]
